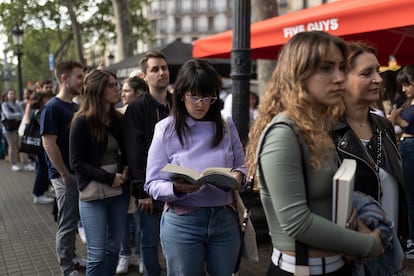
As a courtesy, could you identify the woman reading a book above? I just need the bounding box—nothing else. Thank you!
[330,42,408,272]
[145,59,246,276]
[245,31,383,276]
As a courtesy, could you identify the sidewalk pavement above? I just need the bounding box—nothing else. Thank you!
[0,158,413,275]
[0,159,271,275]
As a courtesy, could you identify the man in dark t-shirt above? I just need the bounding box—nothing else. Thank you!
[40,61,85,276]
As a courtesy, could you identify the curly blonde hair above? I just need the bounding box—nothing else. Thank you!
[246,31,348,185]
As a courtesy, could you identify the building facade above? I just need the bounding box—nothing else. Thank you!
[147,0,337,47]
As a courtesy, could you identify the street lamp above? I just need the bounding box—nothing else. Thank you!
[12,24,24,101]
[108,52,115,65]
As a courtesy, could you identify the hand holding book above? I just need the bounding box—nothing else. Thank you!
[172,178,203,194]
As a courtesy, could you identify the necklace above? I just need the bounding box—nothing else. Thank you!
[360,122,368,127]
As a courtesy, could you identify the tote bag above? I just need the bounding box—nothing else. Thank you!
[79,164,122,201]
[19,117,42,155]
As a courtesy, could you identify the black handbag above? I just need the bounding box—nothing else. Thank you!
[2,104,21,131]
[2,118,21,131]
[19,116,42,155]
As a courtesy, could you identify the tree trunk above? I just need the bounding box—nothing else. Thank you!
[251,0,278,98]
[112,0,134,61]
[61,0,85,64]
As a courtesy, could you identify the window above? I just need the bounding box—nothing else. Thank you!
[208,16,214,31]
[192,0,199,11]
[176,0,182,12]
[227,16,232,30]
[227,0,233,10]
[208,0,214,11]
[175,17,182,32]
[192,17,198,32]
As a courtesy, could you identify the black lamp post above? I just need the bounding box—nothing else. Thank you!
[108,52,115,65]
[12,24,24,101]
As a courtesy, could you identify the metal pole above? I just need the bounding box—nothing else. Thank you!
[231,0,251,146]
[16,50,23,101]
[3,50,10,90]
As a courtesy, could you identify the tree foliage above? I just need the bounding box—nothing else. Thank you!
[0,0,152,90]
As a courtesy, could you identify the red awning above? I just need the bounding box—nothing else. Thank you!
[192,0,414,65]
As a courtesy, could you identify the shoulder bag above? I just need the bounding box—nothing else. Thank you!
[79,164,122,201]
[257,121,310,276]
[19,116,42,155]
[222,117,259,273]
[1,104,21,131]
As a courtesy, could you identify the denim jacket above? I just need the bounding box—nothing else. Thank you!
[352,192,404,276]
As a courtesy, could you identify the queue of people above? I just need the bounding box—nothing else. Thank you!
[4,30,410,276]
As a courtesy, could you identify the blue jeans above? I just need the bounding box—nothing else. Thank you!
[400,137,414,241]
[161,206,240,276]
[32,153,51,196]
[119,211,142,258]
[140,211,161,276]
[79,189,129,276]
[51,174,80,276]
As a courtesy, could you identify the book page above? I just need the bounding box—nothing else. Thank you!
[201,167,233,176]
[160,164,237,189]
[160,164,200,180]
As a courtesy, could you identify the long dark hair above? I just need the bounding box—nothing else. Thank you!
[397,65,414,110]
[72,69,122,141]
[171,59,223,147]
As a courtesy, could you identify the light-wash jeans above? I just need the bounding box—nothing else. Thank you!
[119,211,142,258]
[51,174,80,276]
[79,188,129,276]
[161,206,240,276]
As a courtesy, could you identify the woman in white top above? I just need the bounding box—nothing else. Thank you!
[1,89,24,171]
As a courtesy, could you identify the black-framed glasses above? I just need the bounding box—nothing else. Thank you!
[185,94,217,104]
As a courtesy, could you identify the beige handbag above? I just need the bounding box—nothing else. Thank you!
[234,190,259,263]
[79,164,122,201]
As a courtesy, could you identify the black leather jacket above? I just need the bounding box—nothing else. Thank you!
[330,112,408,241]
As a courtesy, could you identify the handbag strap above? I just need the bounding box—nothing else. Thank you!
[257,120,310,271]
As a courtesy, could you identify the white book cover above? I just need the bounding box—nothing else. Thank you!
[332,159,357,227]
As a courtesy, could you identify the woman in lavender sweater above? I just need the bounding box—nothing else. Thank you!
[145,59,246,276]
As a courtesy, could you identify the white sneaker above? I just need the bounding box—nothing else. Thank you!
[24,163,35,171]
[77,221,87,244]
[68,271,79,276]
[72,255,86,268]
[116,255,130,274]
[11,164,21,171]
[33,195,54,204]
[132,256,144,274]
[138,258,144,274]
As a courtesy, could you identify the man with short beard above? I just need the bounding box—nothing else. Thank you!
[122,51,172,276]
[40,61,85,276]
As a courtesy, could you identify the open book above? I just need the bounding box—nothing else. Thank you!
[332,159,357,227]
[160,164,238,191]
